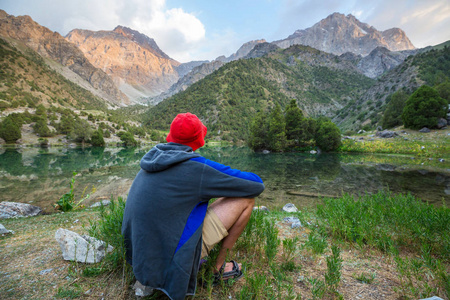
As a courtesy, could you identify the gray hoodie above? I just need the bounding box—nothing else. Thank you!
[122,143,265,300]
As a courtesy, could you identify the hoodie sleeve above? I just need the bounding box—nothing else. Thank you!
[190,157,265,200]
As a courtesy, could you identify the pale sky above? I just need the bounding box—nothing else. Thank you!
[1,0,449,63]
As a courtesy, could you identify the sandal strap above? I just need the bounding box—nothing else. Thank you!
[221,260,242,278]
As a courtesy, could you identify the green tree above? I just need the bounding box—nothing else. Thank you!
[435,81,450,103]
[401,85,447,129]
[268,104,287,152]
[117,131,139,146]
[247,110,269,151]
[0,118,21,143]
[284,99,304,143]
[35,104,46,116]
[33,117,52,137]
[91,128,105,147]
[381,90,409,129]
[71,118,92,143]
[314,119,341,152]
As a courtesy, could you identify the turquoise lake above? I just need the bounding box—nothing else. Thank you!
[0,146,449,213]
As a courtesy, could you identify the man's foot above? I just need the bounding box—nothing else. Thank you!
[213,260,243,285]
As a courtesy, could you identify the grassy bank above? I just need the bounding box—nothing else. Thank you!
[339,127,450,160]
[1,191,449,299]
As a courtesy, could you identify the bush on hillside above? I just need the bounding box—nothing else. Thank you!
[0,118,21,143]
[91,128,105,147]
[315,119,342,152]
[381,90,409,129]
[117,131,139,146]
[401,85,447,129]
[33,117,53,137]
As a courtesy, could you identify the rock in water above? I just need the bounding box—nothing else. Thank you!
[0,201,42,219]
[282,203,298,213]
[54,228,113,263]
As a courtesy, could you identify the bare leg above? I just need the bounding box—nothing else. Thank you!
[209,197,255,273]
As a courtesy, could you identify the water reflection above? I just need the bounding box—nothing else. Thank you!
[0,146,448,213]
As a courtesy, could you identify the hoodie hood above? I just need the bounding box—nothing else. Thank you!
[140,143,201,173]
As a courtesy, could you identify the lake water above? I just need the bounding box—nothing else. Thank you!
[0,146,449,213]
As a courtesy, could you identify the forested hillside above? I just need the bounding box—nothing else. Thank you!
[0,38,109,111]
[334,45,450,131]
[145,45,374,141]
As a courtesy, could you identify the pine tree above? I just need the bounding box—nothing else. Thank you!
[268,104,287,152]
[284,99,304,143]
[248,110,269,151]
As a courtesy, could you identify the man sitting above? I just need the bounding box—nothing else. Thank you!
[122,112,265,300]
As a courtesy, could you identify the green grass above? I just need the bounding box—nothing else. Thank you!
[2,191,449,299]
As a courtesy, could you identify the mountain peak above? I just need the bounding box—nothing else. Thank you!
[113,26,172,60]
[274,12,415,56]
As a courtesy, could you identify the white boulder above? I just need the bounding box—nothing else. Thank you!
[55,228,113,263]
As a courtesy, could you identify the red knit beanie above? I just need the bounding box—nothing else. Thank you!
[166,113,207,151]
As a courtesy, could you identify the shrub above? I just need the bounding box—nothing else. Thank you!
[314,120,341,152]
[90,128,105,147]
[381,90,408,129]
[402,85,447,129]
[117,131,139,146]
[0,118,21,143]
[33,117,52,137]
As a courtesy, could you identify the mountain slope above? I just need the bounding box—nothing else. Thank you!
[0,10,127,106]
[0,37,109,111]
[333,45,450,131]
[273,13,415,56]
[145,45,374,140]
[66,26,180,102]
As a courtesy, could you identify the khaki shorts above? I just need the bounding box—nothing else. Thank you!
[201,207,228,258]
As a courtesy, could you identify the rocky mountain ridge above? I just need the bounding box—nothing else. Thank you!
[273,13,415,56]
[65,26,180,102]
[0,10,128,107]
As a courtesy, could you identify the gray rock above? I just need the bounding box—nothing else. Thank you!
[90,200,111,208]
[419,127,431,133]
[310,150,317,154]
[0,201,42,219]
[437,118,447,129]
[0,223,12,235]
[376,164,396,171]
[282,203,298,213]
[357,130,366,134]
[376,130,398,138]
[39,268,53,275]
[253,206,269,212]
[262,150,270,154]
[284,217,302,228]
[419,297,444,300]
[134,281,154,297]
[55,228,113,264]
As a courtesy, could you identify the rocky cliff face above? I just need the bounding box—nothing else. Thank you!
[273,13,415,56]
[356,47,421,78]
[0,10,128,106]
[66,26,180,102]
